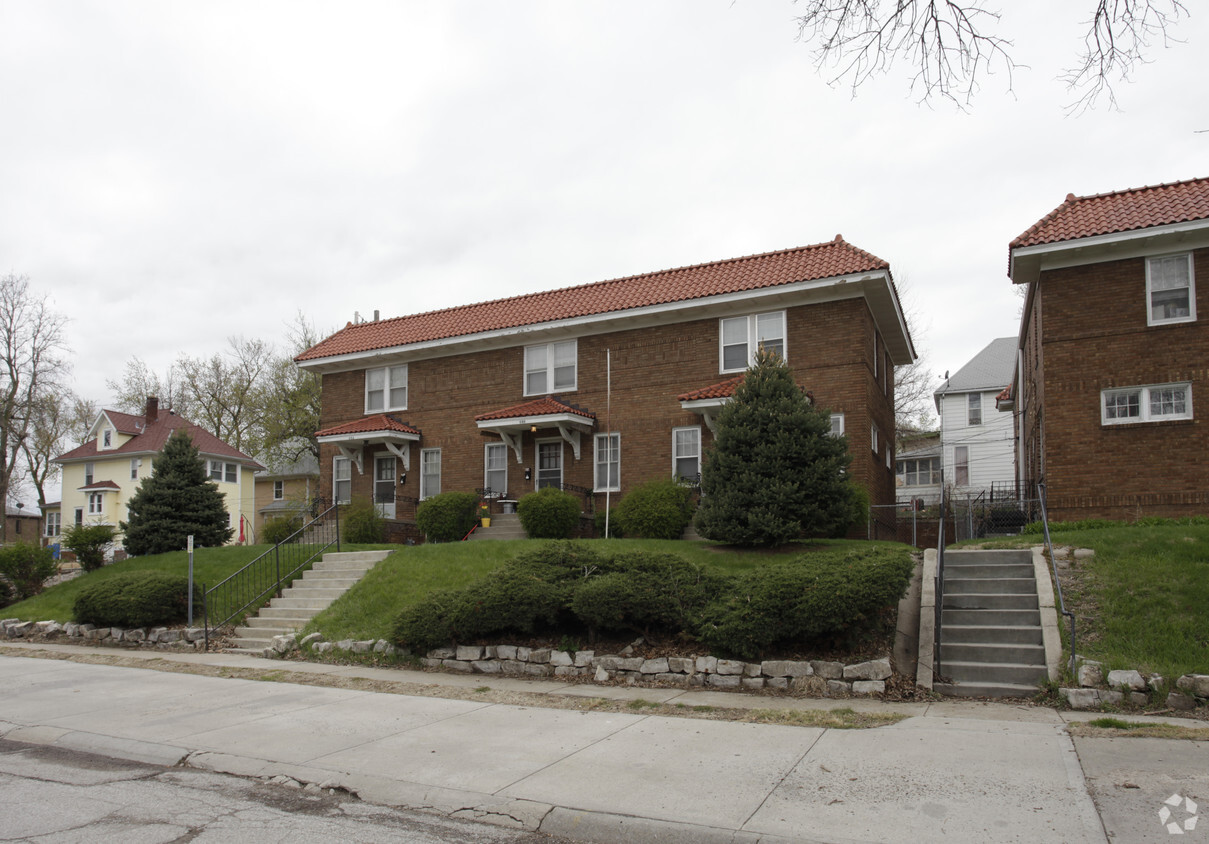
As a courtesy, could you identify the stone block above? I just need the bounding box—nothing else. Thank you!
[1106,669,1146,691]
[696,656,718,674]
[1148,675,1165,692]
[1129,692,1149,706]
[687,674,706,687]
[707,674,742,688]
[1077,662,1104,688]
[811,660,844,679]
[421,658,443,668]
[501,660,526,674]
[618,657,644,671]
[110,627,126,641]
[515,647,532,661]
[272,635,297,654]
[523,663,552,677]
[529,648,552,664]
[429,647,456,659]
[149,627,167,642]
[1100,690,1124,705]
[744,663,762,677]
[741,677,765,690]
[549,650,573,667]
[442,659,474,673]
[456,645,483,661]
[382,644,398,656]
[594,656,622,670]
[36,621,63,636]
[766,677,789,690]
[640,658,669,675]
[852,680,885,695]
[336,639,354,651]
[656,673,687,684]
[761,660,813,678]
[844,658,892,681]
[1073,548,1095,560]
[715,659,745,675]
[1176,674,1209,698]
[496,645,517,660]
[483,646,497,659]
[554,665,583,677]
[313,642,333,654]
[594,665,611,682]
[63,622,80,637]
[574,650,595,667]
[351,640,374,654]
[472,660,502,674]
[83,627,110,640]
[371,639,389,652]
[667,657,694,674]
[1061,688,1099,709]
[124,628,146,642]
[1167,692,1197,711]
[183,627,205,643]
[159,629,181,643]
[826,680,852,696]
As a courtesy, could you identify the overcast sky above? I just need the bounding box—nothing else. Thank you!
[3,2,1206,423]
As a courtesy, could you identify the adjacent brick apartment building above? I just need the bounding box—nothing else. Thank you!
[296,237,915,532]
[1008,176,1209,520]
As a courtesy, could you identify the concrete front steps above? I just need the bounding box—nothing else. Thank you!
[228,550,393,655]
[468,512,526,541]
[933,549,1048,699]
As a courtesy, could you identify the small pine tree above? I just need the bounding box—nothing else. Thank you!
[694,348,855,547]
[121,429,235,555]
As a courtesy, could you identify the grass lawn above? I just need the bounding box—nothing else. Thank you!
[962,522,1209,680]
[305,537,908,642]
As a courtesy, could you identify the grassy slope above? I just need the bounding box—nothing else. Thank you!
[306,537,907,642]
[964,523,1209,679]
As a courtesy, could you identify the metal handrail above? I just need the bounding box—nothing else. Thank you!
[934,483,947,676]
[202,504,341,649]
[1037,481,1077,676]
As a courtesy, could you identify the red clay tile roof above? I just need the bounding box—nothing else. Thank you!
[475,396,596,422]
[678,377,744,402]
[995,386,1012,402]
[55,411,260,466]
[298,237,890,362]
[1011,176,1209,249]
[315,414,422,438]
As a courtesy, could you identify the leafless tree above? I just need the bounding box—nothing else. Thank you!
[176,337,273,457]
[792,0,1189,108]
[0,274,68,540]
[19,390,95,513]
[259,312,323,468]
[106,357,188,417]
[893,273,940,439]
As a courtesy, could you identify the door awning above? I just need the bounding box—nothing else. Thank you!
[315,414,422,473]
[475,396,596,462]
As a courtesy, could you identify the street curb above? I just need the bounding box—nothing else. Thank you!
[538,806,809,843]
[3,724,189,767]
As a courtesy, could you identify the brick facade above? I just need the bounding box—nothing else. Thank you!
[315,297,898,521]
[1018,248,1209,520]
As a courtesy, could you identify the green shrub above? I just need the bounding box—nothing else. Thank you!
[392,589,459,653]
[697,547,914,659]
[341,497,386,543]
[593,507,623,538]
[842,482,870,535]
[416,492,479,542]
[1020,515,1209,535]
[262,515,302,545]
[61,524,118,572]
[72,572,202,628]
[613,479,695,540]
[0,542,59,602]
[517,487,581,539]
[570,551,727,639]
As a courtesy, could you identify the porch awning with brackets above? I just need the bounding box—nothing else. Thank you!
[315,414,422,474]
[677,376,814,435]
[475,396,596,463]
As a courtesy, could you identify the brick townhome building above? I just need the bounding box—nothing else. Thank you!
[297,237,915,534]
[1008,176,1209,520]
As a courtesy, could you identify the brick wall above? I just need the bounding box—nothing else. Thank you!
[1022,248,1209,520]
[317,297,898,519]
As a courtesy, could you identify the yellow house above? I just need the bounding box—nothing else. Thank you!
[252,454,319,539]
[53,397,262,551]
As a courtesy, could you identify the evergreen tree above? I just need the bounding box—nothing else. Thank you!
[121,429,234,555]
[694,349,855,547]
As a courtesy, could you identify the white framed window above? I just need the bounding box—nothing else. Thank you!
[84,462,94,486]
[871,424,880,455]
[484,443,508,497]
[45,512,61,537]
[897,457,941,486]
[1102,382,1192,425]
[954,446,970,486]
[365,364,408,412]
[829,413,845,437]
[420,448,441,499]
[594,433,620,492]
[968,393,982,426]
[720,311,786,372]
[87,492,103,515]
[333,456,351,505]
[1147,253,1195,326]
[524,340,577,396]
[886,447,893,470]
[672,426,701,482]
[103,430,112,448]
[130,458,139,480]
[273,480,284,500]
[209,461,237,483]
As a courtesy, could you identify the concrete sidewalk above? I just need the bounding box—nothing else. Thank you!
[0,645,1202,843]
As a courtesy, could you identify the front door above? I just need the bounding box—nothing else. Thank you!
[374,455,396,518]
[536,441,563,490]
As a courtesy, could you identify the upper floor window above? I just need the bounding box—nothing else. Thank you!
[871,424,880,455]
[720,311,785,372]
[102,430,112,448]
[210,461,237,483]
[366,364,408,412]
[130,458,139,480]
[273,480,284,500]
[524,340,577,396]
[1102,382,1192,425]
[829,413,845,437]
[968,393,982,426]
[84,462,94,486]
[1147,253,1196,326]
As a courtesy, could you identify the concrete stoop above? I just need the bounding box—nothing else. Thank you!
[227,550,393,655]
[467,512,527,541]
[933,549,1049,699]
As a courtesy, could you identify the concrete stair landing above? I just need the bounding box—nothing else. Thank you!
[467,513,526,541]
[227,550,393,655]
[933,549,1048,699]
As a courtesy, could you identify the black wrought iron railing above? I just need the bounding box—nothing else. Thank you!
[934,483,947,676]
[1037,481,1077,677]
[202,504,341,650]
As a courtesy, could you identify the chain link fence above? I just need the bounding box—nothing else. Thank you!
[870,494,1041,548]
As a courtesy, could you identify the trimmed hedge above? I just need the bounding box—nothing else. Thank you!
[613,479,695,540]
[416,492,479,543]
[72,572,202,628]
[696,547,914,660]
[262,515,302,545]
[517,487,581,539]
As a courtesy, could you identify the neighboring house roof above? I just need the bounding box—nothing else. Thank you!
[5,504,42,518]
[314,414,423,439]
[254,454,320,480]
[474,396,596,423]
[677,377,744,402]
[935,337,1016,407]
[55,410,261,468]
[79,481,122,492]
[1010,176,1209,249]
[297,236,910,365]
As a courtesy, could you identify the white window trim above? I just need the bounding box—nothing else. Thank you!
[87,492,104,515]
[594,432,620,493]
[954,446,970,486]
[871,424,879,456]
[1101,382,1193,425]
[1146,253,1196,327]
[523,340,578,397]
[365,364,409,413]
[483,443,508,497]
[273,480,284,500]
[45,512,61,537]
[719,310,787,373]
[672,426,702,482]
[829,413,845,437]
[535,439,564,490]
[968,393,982,426]
[420,448,441,500]
[333,456,352,505]
[130,458,139,480]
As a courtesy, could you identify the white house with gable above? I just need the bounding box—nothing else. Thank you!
[934,337,1017,497]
